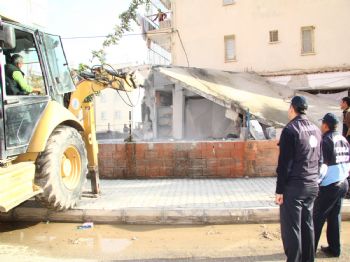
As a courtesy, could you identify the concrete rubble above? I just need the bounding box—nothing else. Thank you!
[134,66,341,141]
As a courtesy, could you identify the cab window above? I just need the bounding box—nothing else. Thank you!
[4,29,46,96]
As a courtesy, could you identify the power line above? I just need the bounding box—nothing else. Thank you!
[176,30,190,67]
[62,31,170,40]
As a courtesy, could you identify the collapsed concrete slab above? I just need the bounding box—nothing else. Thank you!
[136,66,340,141]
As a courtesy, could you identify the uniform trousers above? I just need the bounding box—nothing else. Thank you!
[313,179,349,256]
[280,185,319,262]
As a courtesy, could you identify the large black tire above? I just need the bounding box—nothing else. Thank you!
[35,125,88,210]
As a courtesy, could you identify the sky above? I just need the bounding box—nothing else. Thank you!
[46,0,148,68]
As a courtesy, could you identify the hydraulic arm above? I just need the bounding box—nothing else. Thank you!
[68,66,138,194]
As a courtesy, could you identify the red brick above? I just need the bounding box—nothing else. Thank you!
[175,150,189,158]
[115,144,126,152]
[135,167,146,177]
[207,159,219,168]
[188,143,202,158]
[135,144,146,160]
[163,159,175,168]
[174,165,189,176]
[102,167,114,176]
[147,159,160,169]
[145,151,158,160]
[114,150,126,160]
[97,140,280,179]
[116,160,127,168]
[145,167,160,177]
[216,150,231,158]
[219,158,234,167]
[159,167,174,177]
[113,167,126,178]
[217,167,231,177]
[188,168,203,177]
[202,143,217,158]
[190,159,206,168]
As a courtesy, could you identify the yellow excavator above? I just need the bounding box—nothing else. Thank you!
[0,19,137,212]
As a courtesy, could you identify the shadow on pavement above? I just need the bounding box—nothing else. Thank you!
[0,222,40,233]
[112,253,285,262]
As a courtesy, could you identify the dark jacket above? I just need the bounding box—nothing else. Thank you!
[322,130,350,166]
[342,108,350,138]
[276,115,322,194]
[5,64,28,95]
[319,130,350,186]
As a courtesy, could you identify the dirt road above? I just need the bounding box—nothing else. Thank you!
[0,222,349,261]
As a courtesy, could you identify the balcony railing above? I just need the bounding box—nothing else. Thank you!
[141,15,172,33]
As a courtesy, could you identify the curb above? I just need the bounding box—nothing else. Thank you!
[1,205,349,224]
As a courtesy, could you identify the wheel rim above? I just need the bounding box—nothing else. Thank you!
[61,146,81,190]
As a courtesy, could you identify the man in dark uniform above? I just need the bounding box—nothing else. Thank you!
[313,113,349,257]
[340,96,350,143]
[276,96,322,262]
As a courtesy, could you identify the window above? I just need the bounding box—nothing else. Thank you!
[42,33,75,94]
[5,29,46,95]
[224,35,236,61]
[100,94,107,103]
[114,111,122,120]
[269,30,279,43]
[301,26,315,54]
[223,0,236,5]
[100,111,107,120]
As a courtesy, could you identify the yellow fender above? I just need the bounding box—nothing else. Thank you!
[27,101,84,154]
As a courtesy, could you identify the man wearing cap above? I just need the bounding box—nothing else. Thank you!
[313,113,349,257]
[276,96,322,262]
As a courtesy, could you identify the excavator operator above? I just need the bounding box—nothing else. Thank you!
[5,54,41,95]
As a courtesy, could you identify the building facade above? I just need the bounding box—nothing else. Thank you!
[95,88,143,135]
[144,0,350,91]
[0,0,48,28]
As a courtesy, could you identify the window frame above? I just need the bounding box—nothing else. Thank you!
[100,111,107,121]
[269,30,279,44]
[223,0,236,6]
[114,111,122,120]
[301,26,315,55]
[224,35,237,62]
[3,26,49,97]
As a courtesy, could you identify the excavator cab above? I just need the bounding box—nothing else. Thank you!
[0,20,87,212]
[0,21,78,156]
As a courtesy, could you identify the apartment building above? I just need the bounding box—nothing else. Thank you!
[0,0,48,28]
[95,88,143,134]
[144,0,350,92]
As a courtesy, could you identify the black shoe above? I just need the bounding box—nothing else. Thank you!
[320,246,340,257]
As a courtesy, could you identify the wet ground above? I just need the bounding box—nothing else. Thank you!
[0,222,349,261]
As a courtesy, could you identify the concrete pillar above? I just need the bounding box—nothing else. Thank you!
[172,85,185,139]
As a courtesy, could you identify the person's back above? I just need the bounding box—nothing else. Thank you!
[276,96,322,262]
[285,115,322,188]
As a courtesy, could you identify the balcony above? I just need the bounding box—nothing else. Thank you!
[140,15,172,52]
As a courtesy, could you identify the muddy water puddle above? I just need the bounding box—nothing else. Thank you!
[0,222,349,261]
[0,222,134,260]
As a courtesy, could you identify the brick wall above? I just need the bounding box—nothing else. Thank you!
[98,140,279,179]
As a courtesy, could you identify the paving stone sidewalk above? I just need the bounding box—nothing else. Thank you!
[79,178,277,210]
[1,178,349,224]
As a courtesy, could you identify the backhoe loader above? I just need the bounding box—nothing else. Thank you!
[0,19,137,212]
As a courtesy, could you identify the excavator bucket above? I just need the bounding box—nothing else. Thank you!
[0,162,42,213]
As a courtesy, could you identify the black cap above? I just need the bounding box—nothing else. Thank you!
[321,113,339,127]
[291,96,308,113]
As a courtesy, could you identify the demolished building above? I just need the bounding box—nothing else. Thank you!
[137,66,341,141]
